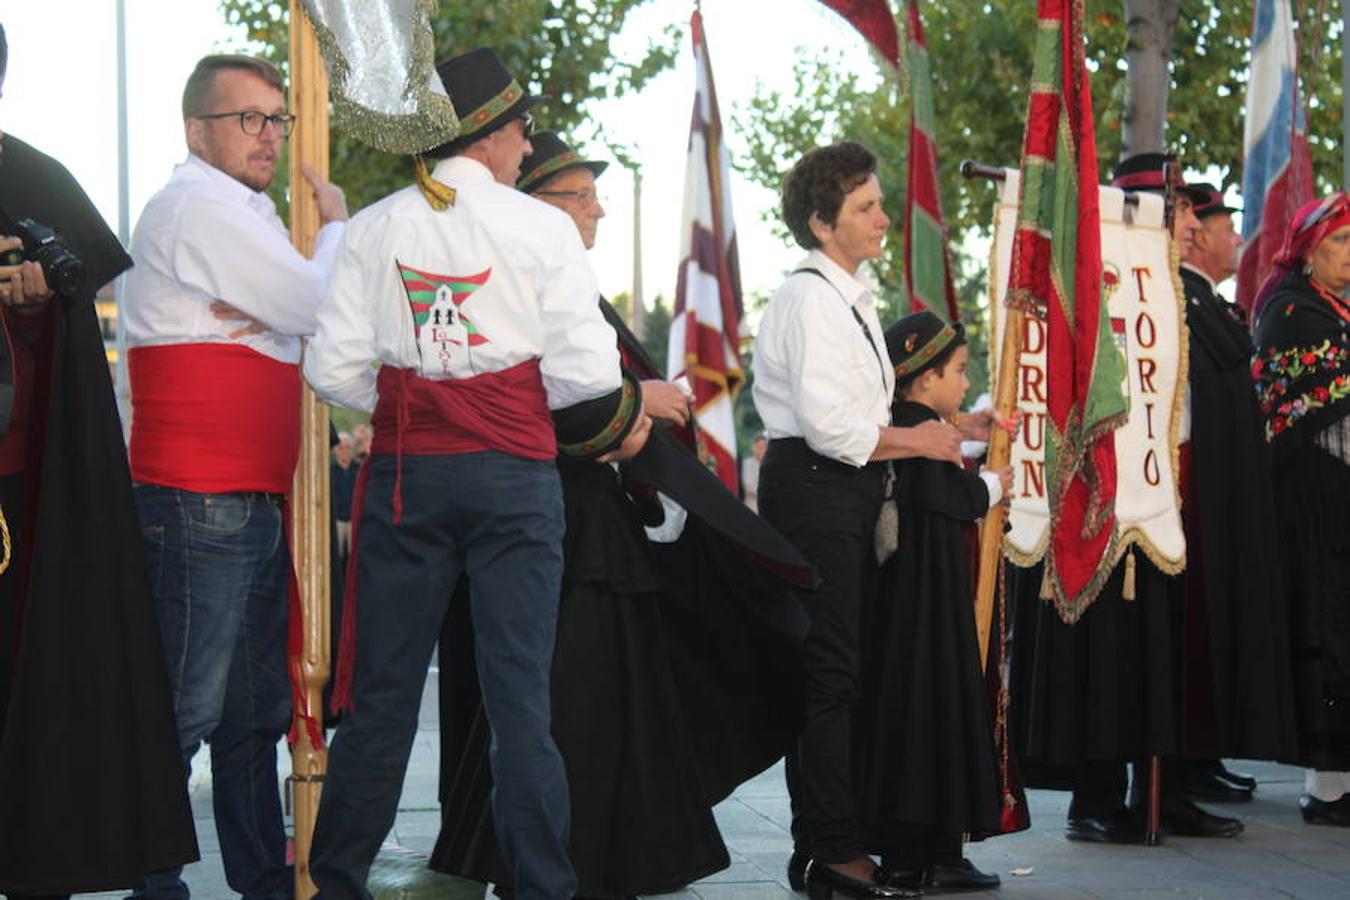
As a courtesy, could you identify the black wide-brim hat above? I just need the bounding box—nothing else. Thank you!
[428,47,548,156]
[884,310,966,380]
[1186,181,1241,219]
[1110,152,1208,205]
[517,130,609,193]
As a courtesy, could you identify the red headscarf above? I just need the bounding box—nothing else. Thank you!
[1253,192,1350,322]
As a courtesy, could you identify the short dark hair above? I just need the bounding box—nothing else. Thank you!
[1,23,9,80]
[897,324,968,397]
[781,141,878,250]
[182,54,284,120]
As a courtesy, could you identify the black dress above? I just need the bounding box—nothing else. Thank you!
[0,134,199,894]
[856,402,1004,854]
[431,306,813,896]
[1253,271,1350,771]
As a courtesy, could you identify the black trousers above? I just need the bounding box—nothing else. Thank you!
[760,439,883,863]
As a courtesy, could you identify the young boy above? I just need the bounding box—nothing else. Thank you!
[856,310,1013,892]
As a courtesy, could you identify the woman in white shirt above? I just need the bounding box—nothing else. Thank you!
[753,141,989,899]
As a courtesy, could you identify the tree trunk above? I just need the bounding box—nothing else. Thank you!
[1120,0,1179,160]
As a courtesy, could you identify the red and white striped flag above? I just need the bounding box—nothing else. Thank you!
[901,0,959,321]
[669,9,744,492]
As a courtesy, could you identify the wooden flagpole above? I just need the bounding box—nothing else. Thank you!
[973,306,1021,672]
[963,161,1020,673]
[287,2,331,896]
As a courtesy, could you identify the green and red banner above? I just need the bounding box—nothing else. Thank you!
[901,0,959,321]
[1006,0,1127,621]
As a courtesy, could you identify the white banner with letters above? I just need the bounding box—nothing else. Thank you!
[987,171,1187,573]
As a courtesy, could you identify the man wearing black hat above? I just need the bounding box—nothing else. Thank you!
[1177,182,1294,805]
[304,50,651,900]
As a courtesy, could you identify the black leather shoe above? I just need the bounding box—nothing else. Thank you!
[1212,762,1257,792]
[788,848,810,892]
[1065,810,1145,844]
[926,859,1000,893]
[875,866,923,892]
[1300,794,1350,827]
[1188,769,1255,803]
[1160,800,1243,838]
[804,860,920,900]
[880,859,998,894]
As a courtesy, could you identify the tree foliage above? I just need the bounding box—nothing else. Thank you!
[219,0,680,213]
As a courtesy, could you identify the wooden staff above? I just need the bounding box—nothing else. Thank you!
[962,160,1021,673]
[287,2,331,895]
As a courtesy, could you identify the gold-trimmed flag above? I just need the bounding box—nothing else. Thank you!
[1006,0,1127,622]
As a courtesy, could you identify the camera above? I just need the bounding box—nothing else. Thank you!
[0,217,87,298]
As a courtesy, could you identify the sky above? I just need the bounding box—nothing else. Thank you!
[0,0,883,310]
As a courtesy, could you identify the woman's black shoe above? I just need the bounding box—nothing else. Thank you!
[1300,794,1350,827]
[788,848,810,892]
[804,860,921,900]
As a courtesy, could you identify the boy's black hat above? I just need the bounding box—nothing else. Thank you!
[517,131,608,194]
[885,310,964,380]
[432,47,548,154]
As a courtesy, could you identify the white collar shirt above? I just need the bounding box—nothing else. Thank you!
[303,156,621,414]
[123,154,344,364]
[752,249,894,467]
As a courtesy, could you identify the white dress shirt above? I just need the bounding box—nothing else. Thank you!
[123,154,344,364]
[304,156,621,414]
[753,249,895,467]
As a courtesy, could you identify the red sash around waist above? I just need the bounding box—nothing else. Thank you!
[371,360,556,461]
[129,343,301,494]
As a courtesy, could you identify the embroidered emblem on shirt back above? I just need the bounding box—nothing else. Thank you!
[396,261,493,378]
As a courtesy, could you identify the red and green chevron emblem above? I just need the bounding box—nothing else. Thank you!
[396,261,493,345]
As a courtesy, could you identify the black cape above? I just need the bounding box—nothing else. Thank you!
[1253,271,1350,770]
[856,402,1004,849]
[430,302,812,895]
[1177,267,1296,760]
[1009,270,1298,776]
[0,134,198,893]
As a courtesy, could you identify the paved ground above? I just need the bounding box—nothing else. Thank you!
[87,668,1350,900]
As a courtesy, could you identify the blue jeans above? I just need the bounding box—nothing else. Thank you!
[310,452,574,900]
[133,486,293,900]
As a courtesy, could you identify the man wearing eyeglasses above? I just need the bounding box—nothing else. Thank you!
[122,53,348,900]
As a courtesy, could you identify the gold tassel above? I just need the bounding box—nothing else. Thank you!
[0,501,10,575]
[1038,565,1053,600]
[413,155,456,211]
[1122,548,1137,601]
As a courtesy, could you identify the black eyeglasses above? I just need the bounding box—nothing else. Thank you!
[518,113,535,137]
[195,110,296,137]
[536,189,603,206]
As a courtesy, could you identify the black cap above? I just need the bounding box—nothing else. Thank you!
[517,131,608,193]
[1110,152,1208,204]
[428,48,548,156]
[1186,181,1241,219]
[884,310,965,379]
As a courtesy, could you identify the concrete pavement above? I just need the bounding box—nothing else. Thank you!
[85,666,1350,900]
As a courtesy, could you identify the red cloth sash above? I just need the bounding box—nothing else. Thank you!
[129,344,301,494]
[371,360,556,459]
